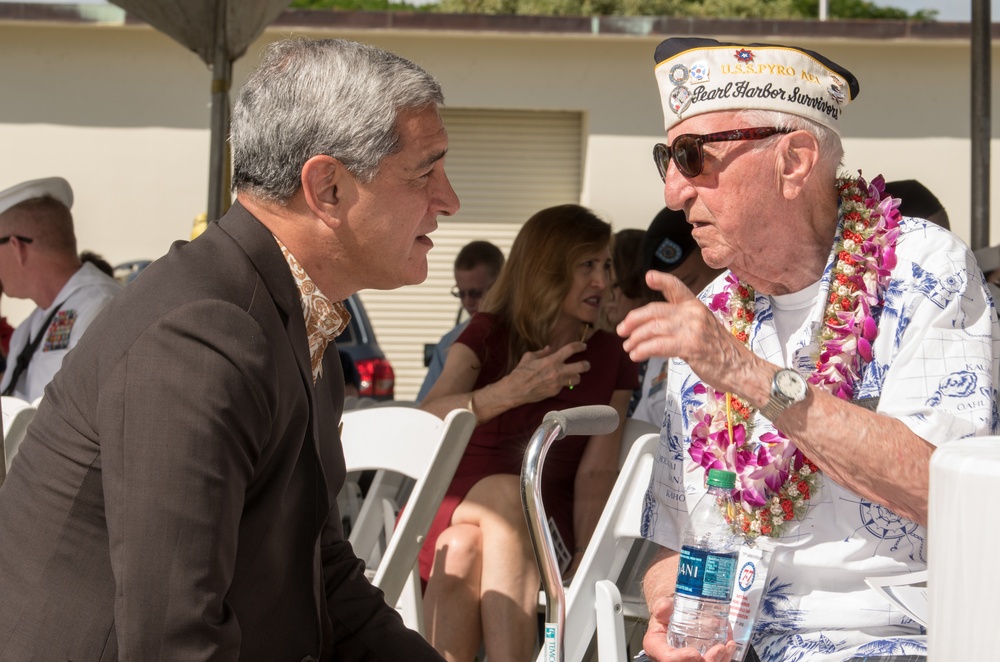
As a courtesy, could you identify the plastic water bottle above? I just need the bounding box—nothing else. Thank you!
[668,468,740,654]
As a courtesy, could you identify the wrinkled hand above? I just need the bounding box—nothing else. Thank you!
[617,271,765,397]
[505,341,589,405]
[642,597,737,662]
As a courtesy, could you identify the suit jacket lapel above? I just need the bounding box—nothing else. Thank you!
[215,202,315,393]
[214,205,331,513]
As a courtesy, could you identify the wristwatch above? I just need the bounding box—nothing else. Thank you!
[760,368,808,421]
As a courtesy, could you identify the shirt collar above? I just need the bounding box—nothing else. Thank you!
[274,235,350,384]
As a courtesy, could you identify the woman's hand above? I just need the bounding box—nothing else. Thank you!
[422,340,589,423]
[502,341,589,404]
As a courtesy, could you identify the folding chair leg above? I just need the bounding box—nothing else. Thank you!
[595,580,626,662]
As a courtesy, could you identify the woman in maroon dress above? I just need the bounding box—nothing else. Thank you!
[419,204,639,662]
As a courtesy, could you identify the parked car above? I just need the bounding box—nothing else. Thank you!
[113,259,152,286]
[338,294,395,401]
[112,261,394,400]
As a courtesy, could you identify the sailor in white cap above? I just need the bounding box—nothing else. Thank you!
[618,37,998,662]
[0,176,120,402]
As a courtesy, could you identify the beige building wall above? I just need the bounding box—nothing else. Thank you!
[1,13,997,396]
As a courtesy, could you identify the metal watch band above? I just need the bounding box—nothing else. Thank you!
[760,395,790,421]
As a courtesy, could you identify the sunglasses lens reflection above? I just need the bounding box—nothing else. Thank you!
[653,143,669,181]
[673,136,701,178]
[653,138,702,180]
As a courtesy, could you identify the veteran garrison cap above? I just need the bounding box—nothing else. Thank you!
[0,176,73,217]
[642,207,695,273]
[654,37,860,134]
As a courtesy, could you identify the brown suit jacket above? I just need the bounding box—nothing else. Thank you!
[0,203,442,662]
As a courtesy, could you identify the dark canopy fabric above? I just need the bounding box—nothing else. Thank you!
[109,0,290,66]
[109,0,291,221]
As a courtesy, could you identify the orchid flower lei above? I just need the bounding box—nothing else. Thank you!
[688,172,901,539]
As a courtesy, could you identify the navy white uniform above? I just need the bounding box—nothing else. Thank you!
[1,262,120,402]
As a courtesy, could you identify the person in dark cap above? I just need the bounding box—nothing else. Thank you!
[617,37,997,662]
[630,207,722,426]
[641,206,718,292]
[883,179,950,230]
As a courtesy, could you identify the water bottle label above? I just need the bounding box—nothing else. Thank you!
[729,544,771,662]
[675,546,738,601]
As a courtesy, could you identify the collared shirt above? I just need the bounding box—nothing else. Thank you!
[274,236,350,384]
[643,216,1000,661]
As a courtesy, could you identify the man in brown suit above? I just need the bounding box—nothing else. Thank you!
[0,38,459,661]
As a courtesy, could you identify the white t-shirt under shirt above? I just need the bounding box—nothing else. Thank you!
[643,217,1000,661]
[769,279,822,367]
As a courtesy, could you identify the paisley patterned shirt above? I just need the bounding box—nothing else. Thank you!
[275,236,350,383]
[643,216,1000,661]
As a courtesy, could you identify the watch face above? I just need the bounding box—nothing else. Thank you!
[776,369,808,400]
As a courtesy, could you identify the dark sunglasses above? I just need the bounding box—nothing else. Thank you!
[652,127,791,180]
[451,286,485,301]
[0,235,33,245]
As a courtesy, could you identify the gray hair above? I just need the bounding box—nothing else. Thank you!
[231,38,444,202]
[737,109,844,175]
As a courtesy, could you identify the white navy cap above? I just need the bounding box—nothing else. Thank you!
[0,176,74,217]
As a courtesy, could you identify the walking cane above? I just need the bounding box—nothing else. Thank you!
[521,405,620,662]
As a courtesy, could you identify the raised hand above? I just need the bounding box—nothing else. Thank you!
[617,271,768,399]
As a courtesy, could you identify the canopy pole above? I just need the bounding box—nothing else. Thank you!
[207,59,232,222]
[971,0,991,250]
[207,0,232,222]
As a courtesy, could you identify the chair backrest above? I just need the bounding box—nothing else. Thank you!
[339,405,476,625]
[2,395,38,474]
[617,417,658,470]
[540,431,659,662]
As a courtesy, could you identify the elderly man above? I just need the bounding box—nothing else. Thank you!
[618,37,998,662]
[0,177,120,401]
[0,39,458,661]
[417,239,504,401]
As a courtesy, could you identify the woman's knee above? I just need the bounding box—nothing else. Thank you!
[432,523,483,576]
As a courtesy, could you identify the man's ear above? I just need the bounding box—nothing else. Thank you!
[778,130,820,201]
[301,155,347,227]
[11,235,29,267]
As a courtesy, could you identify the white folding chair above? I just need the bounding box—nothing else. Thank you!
[2,395,38,476]
[339,405,476,635]
[534,430,660,662]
